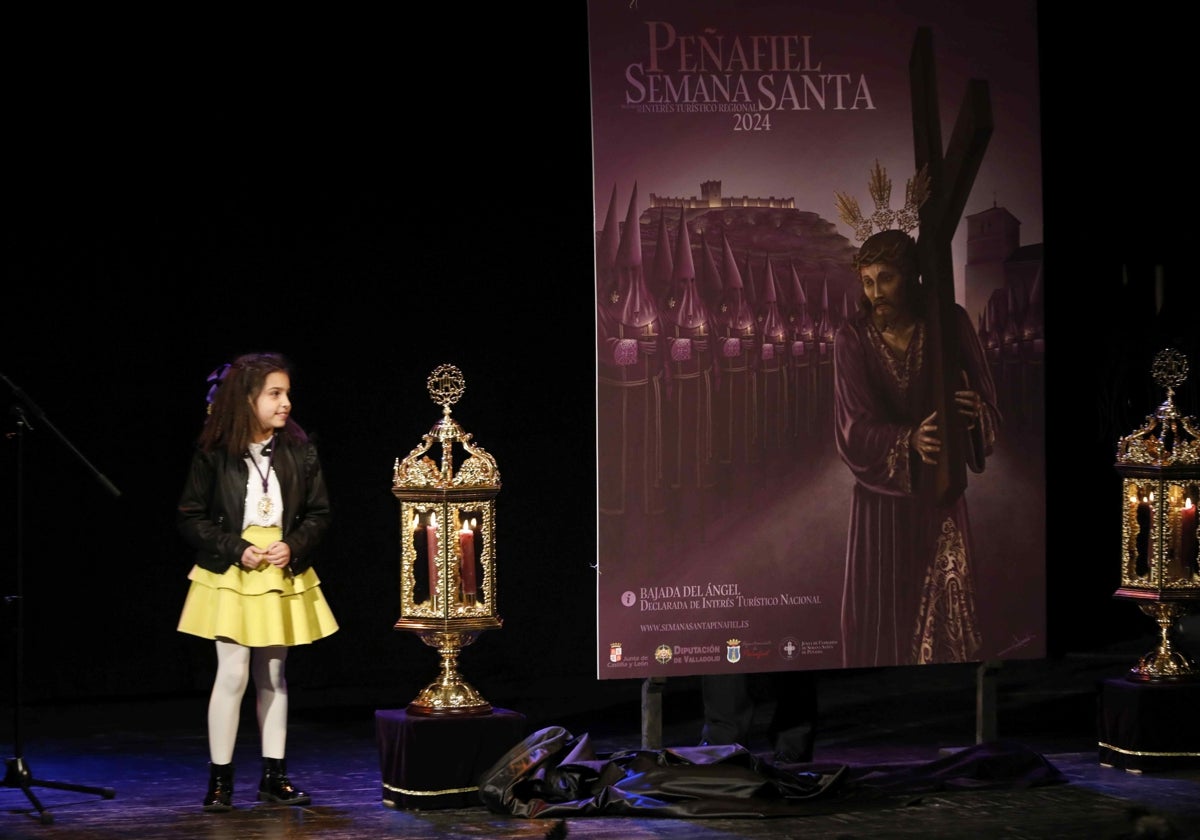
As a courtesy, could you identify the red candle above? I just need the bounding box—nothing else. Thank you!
[1180,499,1198,574]
[459,518,477,598]
[426,512,440,606]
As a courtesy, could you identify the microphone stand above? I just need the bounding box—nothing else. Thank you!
[2,373,117,824]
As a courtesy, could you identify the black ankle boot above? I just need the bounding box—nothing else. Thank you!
[203,762,234,812]
[258,757,311,805]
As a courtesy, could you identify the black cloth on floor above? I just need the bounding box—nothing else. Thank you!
[478,726,1067,819]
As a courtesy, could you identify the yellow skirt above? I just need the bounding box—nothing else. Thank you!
[177,525,339,647]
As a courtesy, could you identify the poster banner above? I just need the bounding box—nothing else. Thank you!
[591,1,1046,679]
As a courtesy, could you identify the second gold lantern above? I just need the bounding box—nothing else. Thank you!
[392,364,502,715]
[1114,348,1200,682]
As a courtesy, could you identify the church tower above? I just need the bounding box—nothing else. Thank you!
[963,204,1020,324]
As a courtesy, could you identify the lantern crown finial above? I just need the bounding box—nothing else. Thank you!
[394,365,501,489]
[1117,348,1200,467]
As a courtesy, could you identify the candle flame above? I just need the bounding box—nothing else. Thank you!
[429,511,438,529]
[1187,498,1194,510]
[470,517,477,528]
[410,512,418,531]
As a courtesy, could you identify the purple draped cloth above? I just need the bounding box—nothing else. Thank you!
[478,726,1064,819]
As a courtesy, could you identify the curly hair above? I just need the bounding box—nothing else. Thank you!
[853,229,926,317]
[198,352,308,455]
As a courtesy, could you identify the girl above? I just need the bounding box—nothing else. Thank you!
[176,352,339,811]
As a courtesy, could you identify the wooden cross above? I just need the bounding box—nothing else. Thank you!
[909,26,993,507]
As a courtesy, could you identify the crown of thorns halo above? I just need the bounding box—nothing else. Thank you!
[834,160,931,242]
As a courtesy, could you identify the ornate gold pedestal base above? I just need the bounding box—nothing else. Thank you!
[405,628,493,716]
[1127,601,1199,683]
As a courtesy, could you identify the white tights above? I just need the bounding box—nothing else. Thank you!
[208,639,289,765]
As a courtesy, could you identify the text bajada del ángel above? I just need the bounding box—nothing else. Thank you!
[623,21,875,112]
[639,582,822,610]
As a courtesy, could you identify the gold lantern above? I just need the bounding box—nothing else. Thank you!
[392,364,502,714]
[1114,348,1200,682]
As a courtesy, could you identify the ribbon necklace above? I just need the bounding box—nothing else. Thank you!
[248,435,276,520]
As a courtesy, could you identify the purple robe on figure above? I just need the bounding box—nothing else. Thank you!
[785,264,817,446]
[658,211,716,526]
[755,257,789,460]
[712,234,759,493]
[597,184,665,524]
[833,303,998,668]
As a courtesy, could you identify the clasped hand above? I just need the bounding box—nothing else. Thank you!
[241,541,291,569]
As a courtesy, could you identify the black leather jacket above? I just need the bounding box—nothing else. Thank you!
[177,438,331,575]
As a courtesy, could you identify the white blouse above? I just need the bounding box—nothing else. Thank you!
[242,439,284,531]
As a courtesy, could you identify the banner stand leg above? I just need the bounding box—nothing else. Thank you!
[976,660,1002,744]
[641,677,666,749]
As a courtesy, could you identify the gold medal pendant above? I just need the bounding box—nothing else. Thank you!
[249,437,276,523]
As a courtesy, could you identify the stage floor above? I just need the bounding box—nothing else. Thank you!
[3,641,1199,839]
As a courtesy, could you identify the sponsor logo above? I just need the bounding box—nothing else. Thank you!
[655,644,673,664]
[725,638,742,664]
[609,642,623,663]
[779,637,800,660]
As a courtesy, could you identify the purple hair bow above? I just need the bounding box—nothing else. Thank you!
[206,363,231,405]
